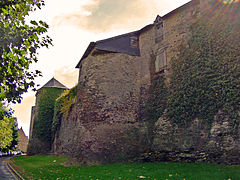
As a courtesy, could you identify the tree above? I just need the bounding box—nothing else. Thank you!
[0,0,52,103]
[0,103,18,152]
[0,0,51,151]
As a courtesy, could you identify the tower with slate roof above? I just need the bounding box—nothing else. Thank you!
[27,78,67,155]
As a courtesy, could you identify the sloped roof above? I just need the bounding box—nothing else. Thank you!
[41,77,67,89]
[75,0,195,69]
[96,31,140,56]
[76,25,153,68]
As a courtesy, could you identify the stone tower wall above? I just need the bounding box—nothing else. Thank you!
[53,50,151,164]
[27,89,51,154]
[53,0,240,164]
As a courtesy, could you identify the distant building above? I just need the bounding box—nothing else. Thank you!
[17,128,28,153]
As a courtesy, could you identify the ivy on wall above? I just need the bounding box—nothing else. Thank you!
[167,3,240,130]
[35,87,64,143]
[145,3,240,134]
[52,85,77,136]
[145,75,168,124]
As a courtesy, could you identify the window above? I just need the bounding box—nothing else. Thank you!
[155,51,166,73]
[130,36,138,48]
[155,22,164,43]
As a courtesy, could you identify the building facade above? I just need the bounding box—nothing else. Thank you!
[52,0,213,164]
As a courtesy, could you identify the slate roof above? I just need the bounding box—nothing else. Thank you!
[40,77,67,89]
[76,24,153,68]
[96,31,140,56]
[75,0,194,68]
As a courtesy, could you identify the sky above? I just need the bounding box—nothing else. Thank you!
[11,0,191,136]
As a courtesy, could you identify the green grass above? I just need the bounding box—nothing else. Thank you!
[12,155,240,180]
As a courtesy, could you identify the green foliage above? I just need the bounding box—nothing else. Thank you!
[145,75,168,123]
[13,155,240,180]
[167,3,240,129]
[144,3,240,135]
[0,116,17,151]
[0,0,52,103]
[52,86,77,135]
[35,88,64,143]
[0,116,14,150]
[0,102,14,119]
[0,102,18,151]
[60,85,77,116]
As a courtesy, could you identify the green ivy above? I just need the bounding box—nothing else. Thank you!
[35,87,64,143]
[167,3,240,132]
[52,85,77,136]
[144,3,240,137]
[145,75,168,124]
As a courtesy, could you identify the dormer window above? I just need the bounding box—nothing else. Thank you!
[155,51,166,73]
[130,36,138,48]
[156,22,163,30]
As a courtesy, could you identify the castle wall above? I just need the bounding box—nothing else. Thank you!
[53,0,240,164]
[53,0,204,164]
[29,106,36,139]
[53,50,152,164]
[151,0,240,164]
[152,110,240,164]
[27,89,51,154]
[28,87,65,155]
[18,128,28,153]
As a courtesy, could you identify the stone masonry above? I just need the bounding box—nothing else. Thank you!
[27,78,67,155]
[51,0,240,164]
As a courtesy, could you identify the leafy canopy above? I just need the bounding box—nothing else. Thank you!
[0,103,18,151]
[0,0,51,151]
[0,0,52,103]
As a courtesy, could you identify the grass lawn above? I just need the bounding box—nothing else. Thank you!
[11,155,240,180]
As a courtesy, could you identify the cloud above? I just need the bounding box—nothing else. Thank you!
[54,65,79,88]
[12,95,35,124]
[52,0,191,32]
[11,95,35,135]
[53,0,160,32]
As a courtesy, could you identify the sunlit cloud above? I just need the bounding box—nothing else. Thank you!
[53,0,149,32]
[11,95,35,136]
[54,66,79,88]
[12,96,35,124]
[53,0,191,32]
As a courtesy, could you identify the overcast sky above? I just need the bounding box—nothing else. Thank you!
[11,0,191,136]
